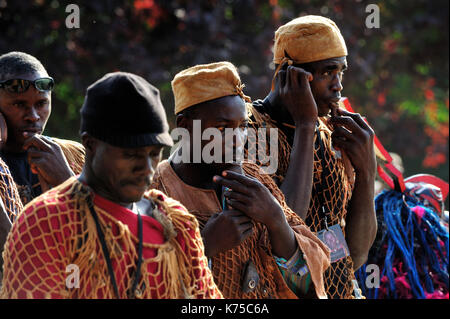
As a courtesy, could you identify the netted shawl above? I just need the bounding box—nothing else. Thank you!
[152,161,330,299]
[247,106,357,299]
[0,158,23,222]
[0,177,222,299]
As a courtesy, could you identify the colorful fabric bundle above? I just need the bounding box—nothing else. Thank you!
[356,189,449,299]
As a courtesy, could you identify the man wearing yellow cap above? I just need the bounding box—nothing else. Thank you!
[248,15,377,299]
[151,61,331,299]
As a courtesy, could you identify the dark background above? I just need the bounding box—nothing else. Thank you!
[1,0,448,186]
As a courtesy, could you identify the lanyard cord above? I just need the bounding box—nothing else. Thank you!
[131,207,143,297]
[87,198,143,299]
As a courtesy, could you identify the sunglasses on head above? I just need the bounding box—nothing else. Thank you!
[0,77,54,93]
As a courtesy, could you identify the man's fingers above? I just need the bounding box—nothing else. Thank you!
[331,134,354,153]
[287,66,313,88]
[275,68,286,91]
[23,134,52,152]
[297,67,313,83]
[226,199,248,214]
[286,66,299,88]
[214,176,250,195]
[26,147,46,159]
[223,188,248,203]
[37,173,51,192]
[220,170,259,186]
[331,126,357,143]
[336,109,372,131]
[27,156,47,170]
[329,116,365,136]
[222,209,251,222]
[222,209,245,216]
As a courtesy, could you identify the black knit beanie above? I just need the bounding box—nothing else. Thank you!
[80,72,173,148]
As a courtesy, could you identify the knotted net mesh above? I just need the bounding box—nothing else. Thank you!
[0,158,23,222]
[152,161,330,299]
[0,178,221,299]
[246,106,357,299]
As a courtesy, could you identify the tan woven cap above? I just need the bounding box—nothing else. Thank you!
[172,61,250,114]
[273,15,347,65]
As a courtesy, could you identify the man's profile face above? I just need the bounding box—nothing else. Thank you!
[301,56,347,117]
[88,138,163,204]
[0,71,51,153]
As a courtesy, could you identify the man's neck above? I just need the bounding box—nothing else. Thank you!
[2,142,26,154]
[78,171,134,209]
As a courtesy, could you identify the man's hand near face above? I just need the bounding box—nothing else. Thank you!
[213,171,297,260]
[328,108,377,269]
[266,63,317,219]
[201,209,253,257]
[23,133,75,192]
[329,108,376,178]
[269,62,318,125]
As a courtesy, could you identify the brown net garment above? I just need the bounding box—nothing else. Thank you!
[246,106,357,299]
[0,158,23,222]
[151,160,330,299]
[53,138,86,176]
[0,177,222,299]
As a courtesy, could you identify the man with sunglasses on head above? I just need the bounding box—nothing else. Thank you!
[0,51,84,210]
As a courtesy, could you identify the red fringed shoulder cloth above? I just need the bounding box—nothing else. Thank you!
[0,177,222,299]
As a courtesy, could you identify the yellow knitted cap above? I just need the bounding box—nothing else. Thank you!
[172,61,250,114]
[273,15,347,65]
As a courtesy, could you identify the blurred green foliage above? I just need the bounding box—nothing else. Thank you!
[0,0,448,183]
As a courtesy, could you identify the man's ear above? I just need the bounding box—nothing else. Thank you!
[176,113,192,132]
[80,132,97,155]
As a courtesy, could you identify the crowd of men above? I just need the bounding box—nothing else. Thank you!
[0,15,378,299]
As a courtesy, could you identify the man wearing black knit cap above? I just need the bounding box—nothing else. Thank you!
[78,72,174,204]
[0,72,222,299]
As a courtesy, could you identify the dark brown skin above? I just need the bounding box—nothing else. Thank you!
[267,64,317,222]
[328,108,377,269]
[0,71,75,191]
[172,95,297,260]
[0,197,11,271]
[268,57,377,270]
[78,133,164,215]
[213,170,297,261]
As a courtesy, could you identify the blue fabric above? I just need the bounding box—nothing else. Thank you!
[355,190,449,299]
